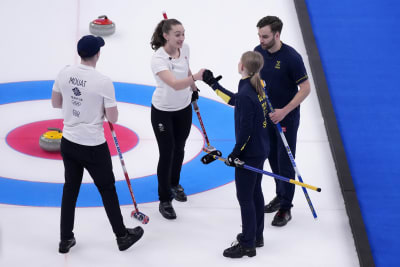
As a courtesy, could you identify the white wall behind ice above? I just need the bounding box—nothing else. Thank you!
[0,0,306,97]
[0,1,359,266]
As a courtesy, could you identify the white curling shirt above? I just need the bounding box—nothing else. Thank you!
[151,43,192,111]
[52,64,117,146]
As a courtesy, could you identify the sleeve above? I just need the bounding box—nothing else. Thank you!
[151,55,169,75]
[183,43,190,61]
[182,43,191,76]
[102,78,117,108]
[52,66,68,93]
[232,94,255,156]
[289,52,308,85]
[211,82,236,106]
[52,77,61,93]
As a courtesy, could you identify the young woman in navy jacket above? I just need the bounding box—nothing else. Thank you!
[202,51,269,258]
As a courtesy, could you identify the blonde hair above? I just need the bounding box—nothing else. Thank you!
[241,51,265,97]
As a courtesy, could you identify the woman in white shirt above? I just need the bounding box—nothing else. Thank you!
[150,18,204,220]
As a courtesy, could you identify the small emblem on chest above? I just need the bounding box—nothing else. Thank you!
[275,61,281,69]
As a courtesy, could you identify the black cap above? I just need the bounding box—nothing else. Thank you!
[77,35,105,58]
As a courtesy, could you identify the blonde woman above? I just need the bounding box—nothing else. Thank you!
[202,51,269,258]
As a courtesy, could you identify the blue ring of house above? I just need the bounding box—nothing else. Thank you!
[0,81,235,207]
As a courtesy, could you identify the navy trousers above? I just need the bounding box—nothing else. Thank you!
[267,116,299,210]
[235,157,266,248]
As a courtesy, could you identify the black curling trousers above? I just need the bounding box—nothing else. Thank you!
[267,116,299,210]
[235,157,266,248]
[151,104,192,202]
[60,137,126,241]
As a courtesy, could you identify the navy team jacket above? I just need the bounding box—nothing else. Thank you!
[211,77,269,159]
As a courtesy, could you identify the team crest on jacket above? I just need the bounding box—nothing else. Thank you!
[72,87,81,96]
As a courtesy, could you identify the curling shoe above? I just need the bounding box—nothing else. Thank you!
[159,201,177,220]
[59,237,76,253]
[236,233,264,248]
[117,226,144,251]
[171,184,187,202]
[271,209,292,227]
[223,242,256,258]
[264,196,280,213]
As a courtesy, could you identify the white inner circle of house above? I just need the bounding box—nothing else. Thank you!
[0,100,204,183]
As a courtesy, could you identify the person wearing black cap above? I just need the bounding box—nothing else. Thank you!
[51,35,143,253]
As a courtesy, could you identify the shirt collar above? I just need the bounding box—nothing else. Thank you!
[78,63,95,70]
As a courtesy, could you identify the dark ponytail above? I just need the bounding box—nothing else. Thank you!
[150,19,182,50]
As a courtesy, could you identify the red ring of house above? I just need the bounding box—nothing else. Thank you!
[6,119,138,160]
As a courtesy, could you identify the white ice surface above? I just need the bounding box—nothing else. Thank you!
[0,0,359,266]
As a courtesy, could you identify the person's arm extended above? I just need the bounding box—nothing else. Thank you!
[211,82,236,106]
[188,69,199,92]
[157,69,204,90]
[202,69,236,106]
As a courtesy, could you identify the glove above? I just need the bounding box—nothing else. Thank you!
[202,69,222,87]
[191,89,199,103]
[225,152,239,167]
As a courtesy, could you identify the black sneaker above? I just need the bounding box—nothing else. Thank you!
[159,201,177,219]
[223,242,256,258]
[59,237,76,253]
[171,184,187,202]
[271,209,292,227]
[117,226,144,251]
[264,196,280,213]
[236,233,264,248]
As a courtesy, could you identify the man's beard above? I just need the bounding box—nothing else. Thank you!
[262,39,276,50]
